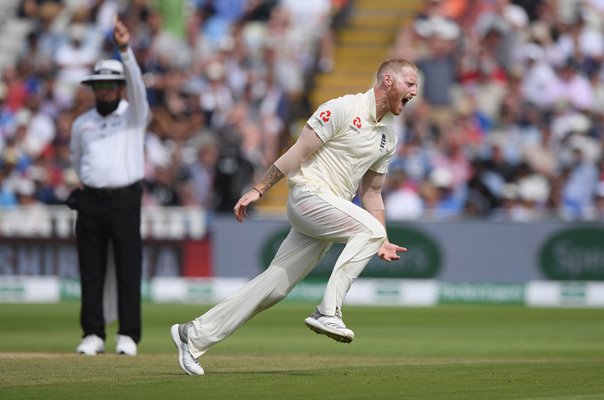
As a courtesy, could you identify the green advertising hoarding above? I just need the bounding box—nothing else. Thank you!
[539,227,604,280]
[261,226,442,279]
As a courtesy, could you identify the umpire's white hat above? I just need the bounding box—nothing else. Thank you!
[81,59,125,85]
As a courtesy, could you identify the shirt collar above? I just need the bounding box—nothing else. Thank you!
[364,88,392,126]
[363,88,377,123]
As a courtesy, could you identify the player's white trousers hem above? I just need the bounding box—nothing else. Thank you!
[187,185,386,358]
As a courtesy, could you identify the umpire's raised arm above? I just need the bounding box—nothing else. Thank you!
[114,16,149,127]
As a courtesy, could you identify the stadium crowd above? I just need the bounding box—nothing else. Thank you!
[0,0,604,222]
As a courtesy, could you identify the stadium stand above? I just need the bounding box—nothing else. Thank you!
[0,0,604,225]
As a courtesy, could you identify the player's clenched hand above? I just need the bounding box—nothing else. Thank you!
[377,241,407,261]
[233,189,262,223]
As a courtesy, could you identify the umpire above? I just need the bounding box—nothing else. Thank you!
[70,17,149,356]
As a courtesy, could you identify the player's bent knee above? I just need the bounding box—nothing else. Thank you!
[261,287,290,309]
[269,287,289,303]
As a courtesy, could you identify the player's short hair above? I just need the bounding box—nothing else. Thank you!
[376,59,418,82]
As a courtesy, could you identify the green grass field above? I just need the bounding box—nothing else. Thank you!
[1,302,603,400]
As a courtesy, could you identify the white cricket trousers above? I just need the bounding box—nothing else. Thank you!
[187,185,387,358]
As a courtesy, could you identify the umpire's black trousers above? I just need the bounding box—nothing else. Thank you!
[75,181,143,343]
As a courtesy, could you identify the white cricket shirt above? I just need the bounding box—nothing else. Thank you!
[289,89,397,200]
[70,48,150,188]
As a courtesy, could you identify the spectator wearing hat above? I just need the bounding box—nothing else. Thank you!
[70,17,149,357]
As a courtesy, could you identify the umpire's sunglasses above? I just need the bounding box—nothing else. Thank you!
[91,81,122,90]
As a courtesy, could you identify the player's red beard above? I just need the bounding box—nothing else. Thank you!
[96,99,121,116]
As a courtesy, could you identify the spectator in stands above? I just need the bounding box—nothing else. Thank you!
[594,181,604,220]
[145,7,192,69]
[198,60,234,128]
[413,14,460,131]
[553,14,604,74]
[0,164,17,208]
[389,134,432,184]
[543,58,594,112]
[421,167,464,220]
[474,0,529,70]
[463,158,500,217]
[519,43,557,109]
[4,109,33,172]
[2,0,604,224]
[482,137,518,193]
[144,164,183,207]
[18,86,56,158]
[187,133,219,211]
[213,135,255,213]
[53,23,100,107]
[13,176,50,233]
[560,144,599,219]
[384,168,423,221]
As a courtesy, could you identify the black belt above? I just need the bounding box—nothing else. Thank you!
[84,180,142,197]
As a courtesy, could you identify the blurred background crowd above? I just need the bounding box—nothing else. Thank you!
[1,0,604,222]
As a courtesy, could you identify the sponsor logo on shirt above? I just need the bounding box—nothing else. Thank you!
[320,110,331,122]
[81,123,97,132]
[314,110,331,127]
[350,116,362,133]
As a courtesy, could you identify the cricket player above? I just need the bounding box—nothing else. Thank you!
[171,59,418,375]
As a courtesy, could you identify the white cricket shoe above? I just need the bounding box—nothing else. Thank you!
[304,309,355,343]
[76,334,105,355]
[170,324,204,376]
[116,335,137,356]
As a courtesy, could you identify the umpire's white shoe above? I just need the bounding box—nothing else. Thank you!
[76,334,105,355]
[304,309,355,343]
[116,335,137,356]
[170,324,204,376]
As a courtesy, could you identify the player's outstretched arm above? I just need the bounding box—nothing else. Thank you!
[233,125,324,223]
[360,170,407,261]
[234,165,284,223]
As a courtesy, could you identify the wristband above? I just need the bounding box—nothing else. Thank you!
[252,187,263,197]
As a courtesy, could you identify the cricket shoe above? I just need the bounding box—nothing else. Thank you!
[76,334,105,355]
[304,309,354,343]
[170,323,204,376]
[116,334,137,356]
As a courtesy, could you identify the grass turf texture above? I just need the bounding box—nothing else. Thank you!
[0,303,603,400]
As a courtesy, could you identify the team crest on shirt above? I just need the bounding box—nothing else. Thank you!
[349,116,362,133]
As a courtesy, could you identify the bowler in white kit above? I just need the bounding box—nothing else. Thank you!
[171,59,419,375]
